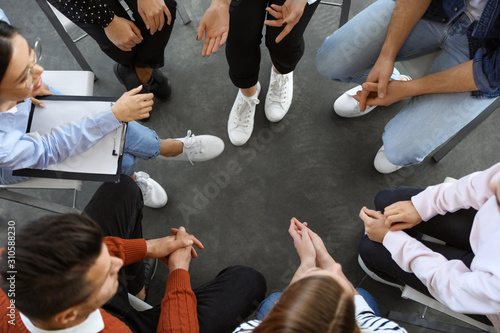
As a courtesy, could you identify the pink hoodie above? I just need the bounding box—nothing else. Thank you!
[383,163,500,331]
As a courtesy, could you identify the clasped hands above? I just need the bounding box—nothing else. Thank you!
[359,201,423,243]
[145,226,204,273]
[353,56,412,112]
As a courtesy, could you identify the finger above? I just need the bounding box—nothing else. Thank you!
[158,12,165,32]
[265,7,282,19]
[357,89,370,111]
[30,97,45,108]
[275,25,292,43]
[206,38,216,56]
[170,228,178,235]
[197,21,206,41]
[212,36,221,53]
[139,10,150,31]
[220,31,228,45]
[131,24,144,43]
[149,15,158,35]
[190,246,198,258]
[390,222,411,232]
[202,38,209,56]
[288,220,302,241]
[264,19,284,27]
[187,235,204,249]
[164,6,172,26]
[118,45,132,52]
[126,85,144,96]
[361,81,379,92]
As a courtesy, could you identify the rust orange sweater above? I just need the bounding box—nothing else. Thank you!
[0,237,199,332]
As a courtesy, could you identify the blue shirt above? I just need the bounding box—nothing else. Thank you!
[423,0,500,97]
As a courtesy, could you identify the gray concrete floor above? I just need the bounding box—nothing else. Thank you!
[1,0,500,332]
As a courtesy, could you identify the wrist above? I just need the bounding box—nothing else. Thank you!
[169,264,189,273]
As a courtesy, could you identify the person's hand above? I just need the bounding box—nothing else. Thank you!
[288,219,316,268]
[197,1,230,56]
[170,227,204,258]
[359,206,391,243]
[307,228,337,270]
[111,86,153,122]
[383,200,422,231]
[146,231,203,259]
[30,84,54,108]
[354,80,411,108]
[167,227,196,272]
[264,0,308,43]
[138,0,172,35]
[104,15,143,51]
[355,56,395,111]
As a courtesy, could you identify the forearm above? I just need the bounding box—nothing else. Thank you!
[380,0,432,60]
[398,60,477,98]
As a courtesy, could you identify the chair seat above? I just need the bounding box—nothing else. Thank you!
[0,178,82,191]
[42,70,94,96]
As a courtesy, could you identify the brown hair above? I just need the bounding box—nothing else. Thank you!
[254,275,360,333]
[0,214,103,321]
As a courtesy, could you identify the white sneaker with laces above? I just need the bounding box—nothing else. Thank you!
[228,82,261,146]
[134,171,168,208]
[373,145,402,174]
[334,85,377,118]
[168,130,225,164]
[265,68,293,122]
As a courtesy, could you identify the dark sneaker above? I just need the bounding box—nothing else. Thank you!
[146,69,172,100]
[113,63,142,91]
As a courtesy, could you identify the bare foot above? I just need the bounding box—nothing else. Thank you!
[160,139,183,157]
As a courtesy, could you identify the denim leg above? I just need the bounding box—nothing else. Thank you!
[316,0,400,84]
[120,121,162,175]
[256,292,282,320]
[356,288,380,316]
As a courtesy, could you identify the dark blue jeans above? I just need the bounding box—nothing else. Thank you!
[358,186,476,295]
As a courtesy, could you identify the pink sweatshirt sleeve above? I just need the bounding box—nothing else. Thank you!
[411,163,500,221]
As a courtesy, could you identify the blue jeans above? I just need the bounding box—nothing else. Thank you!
[316,0,497,166]
[0,121,161,184]
[256,288,380,320]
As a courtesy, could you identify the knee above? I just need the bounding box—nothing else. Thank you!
[374,188,398,211]
[383,132,426,166]
[315,35,354,82]
[224,266,267,298]
[358,234,377,262]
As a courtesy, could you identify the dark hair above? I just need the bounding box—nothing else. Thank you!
[0,21,17,84]
[0,214,104,321]
[254,275,360,333]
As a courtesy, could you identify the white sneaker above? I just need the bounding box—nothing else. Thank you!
[265,68,293,122]
[373,145,402,174]
[334,85,377,118]
[134,171,168,208]
[228,82,261,146]
[169,130,225,164]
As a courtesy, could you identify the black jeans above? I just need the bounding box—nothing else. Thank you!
[50,0,176,68]
[84,175,267,332]
[358,187,476,296]
[226,0,319,88]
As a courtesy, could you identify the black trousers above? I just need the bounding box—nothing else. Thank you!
[84,175,267,332]
[358,187,476,296]
[50,0,176,68]
[226,0,319,88]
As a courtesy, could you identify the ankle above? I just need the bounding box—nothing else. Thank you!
[160,139,184,157]
[241,85,258,98]
[136,68,153,84]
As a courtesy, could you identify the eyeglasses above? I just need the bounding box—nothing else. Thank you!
[25,38,42,90]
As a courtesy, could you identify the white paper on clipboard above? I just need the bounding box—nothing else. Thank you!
[29,99,125,175]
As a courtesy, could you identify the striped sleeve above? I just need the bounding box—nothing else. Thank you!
[232,319,262,333]
[355,296,408,332]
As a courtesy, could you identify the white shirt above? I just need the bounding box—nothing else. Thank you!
[466,0,487,21]
[19,309,105,333]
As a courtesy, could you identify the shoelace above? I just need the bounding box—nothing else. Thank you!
[268,74,288,104]
[135,172,152,195]
[233,95,260,129]
[181,130,202,165]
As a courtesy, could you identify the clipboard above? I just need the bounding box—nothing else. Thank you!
[13,95,127,182]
